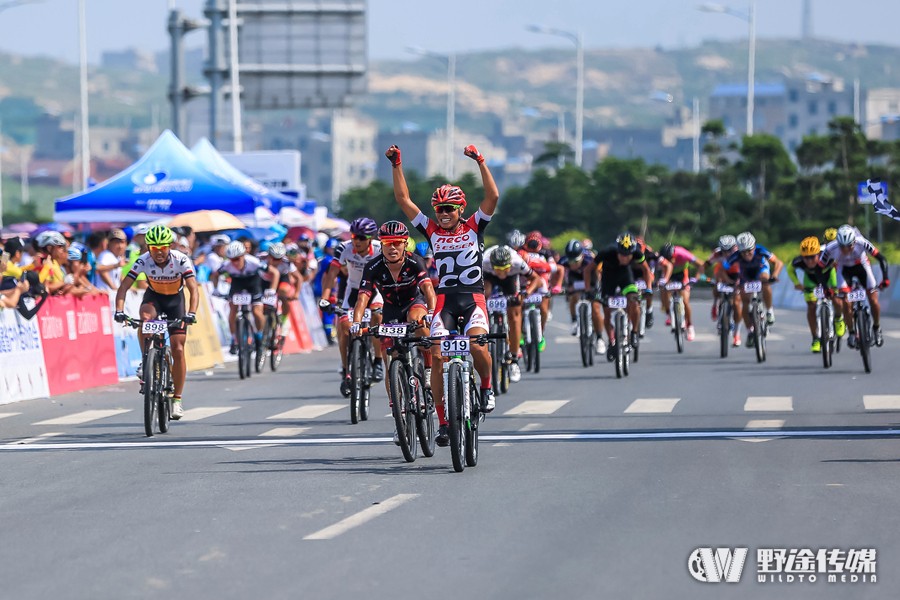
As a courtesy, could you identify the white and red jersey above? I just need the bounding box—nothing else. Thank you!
[412,210,491,293]
[127,249,195,295]
[518,249,553,283]
[332,240,382,290]
[823,238,876,269]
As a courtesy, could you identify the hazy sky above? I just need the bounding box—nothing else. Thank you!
[0,0,897,64]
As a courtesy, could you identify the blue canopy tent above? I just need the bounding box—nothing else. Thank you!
[54,130,278,224]
[191,138,291,215]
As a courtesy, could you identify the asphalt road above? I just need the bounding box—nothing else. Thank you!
[1,298,898,599]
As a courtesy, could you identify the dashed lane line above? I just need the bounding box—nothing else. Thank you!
[0,412,21,420]
[624,398,680,414]
[503,400,570,416]
[33,409,131,426]
[863,395,900,410]
[267,404,345,420]
[303,494,420,540]
[181,407,240,421]
[744,396,793,412]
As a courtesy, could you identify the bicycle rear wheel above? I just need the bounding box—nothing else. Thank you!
[465,376,479,468]
[158,349,172,433]
[674,299,684,354]
[143,347,159,437]
[389,359,417,462]
[857,310,872,373]
[349,339,363,424]
[578,303,591,367]
[530,309,541,374]
[447,362,466,473]
[719,301,730,359]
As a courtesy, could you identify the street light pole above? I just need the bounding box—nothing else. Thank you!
[693,96,701,173]
[78,0,90,189]
[526,25,584,168]
[406,47,456,180]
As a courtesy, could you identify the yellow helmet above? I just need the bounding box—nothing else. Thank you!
[800,236,821,257]
[823,227,837,243]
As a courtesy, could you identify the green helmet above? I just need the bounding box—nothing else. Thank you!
[145,225,174,246]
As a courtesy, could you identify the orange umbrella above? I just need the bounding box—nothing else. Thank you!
[168,209,245,232]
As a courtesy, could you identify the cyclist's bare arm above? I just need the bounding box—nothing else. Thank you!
[473,157,499,216]
[115,274,136,312]
[659,257,673,282]
[386,145,420,221]
[769,254,784,279]
[265,265,280,292]
[524,271,542,295]
[641,260,654,286]
[419,279,436,314]
[352,289,371,324]
[185,276,200,314]
[320,261,342,301]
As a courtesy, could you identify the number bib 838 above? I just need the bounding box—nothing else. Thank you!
[441,337,470,356]
[487,297,507,312]
[607,296,627,309]
[378,324,407,338]
[142,320,167,335]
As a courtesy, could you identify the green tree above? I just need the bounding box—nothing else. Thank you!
[736,133,795,220]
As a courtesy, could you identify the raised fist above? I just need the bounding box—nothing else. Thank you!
[463,145,484,164]
[385,145,402,167]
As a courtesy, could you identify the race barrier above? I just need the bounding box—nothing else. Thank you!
[0,307,49,404]
[771,265,900,315]
[184,285,225,371]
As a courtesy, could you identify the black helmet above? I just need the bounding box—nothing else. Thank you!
[660,243,674,260]
[564,239,583,261]
[489,245,514,269]
[616,232,636,254]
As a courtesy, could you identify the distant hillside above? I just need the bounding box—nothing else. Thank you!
[1,38,899,146]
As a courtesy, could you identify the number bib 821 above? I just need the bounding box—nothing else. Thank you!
[441,337,470,356]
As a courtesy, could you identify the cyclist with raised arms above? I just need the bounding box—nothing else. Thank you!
[114,225,199,420]
[720,231,784,348]
[483,244,542,383]
[596,232,654,361]
[212,241,279,355]
[320,217,385,396]
[657,243,705,342]
[822,224,889,347]
[560,239,607,354]
[352,221,436,425]
[386,142,499,448]
[788,236,844,353]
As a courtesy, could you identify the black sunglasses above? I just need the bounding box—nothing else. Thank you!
[353,235,371,241]
[434,205,459,214]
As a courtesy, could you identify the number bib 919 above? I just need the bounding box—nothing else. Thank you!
[441,337,470,356]
[487,297,507,313]
[607,296,627,309]
[378,324,407,338]
[847,289,866,302]
[232,292,252,306]
[743,281,762,294]
[142,320,167,335]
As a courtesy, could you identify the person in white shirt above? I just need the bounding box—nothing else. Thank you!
[95,229,127,291]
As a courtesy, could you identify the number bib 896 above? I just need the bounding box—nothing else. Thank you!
[441,337,470,356]
[487,297,507,313]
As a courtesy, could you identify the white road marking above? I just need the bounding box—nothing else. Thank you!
[0,412,21,420]
[34,409,131,426]
[745,419,785,429]
[15,432,64,445]
[259,427,310,437]
[553,336,578,344]
[732,437,776,443]
[744,396,793,412]
[518,423,543,432]
[884,331,900,340]
[863,395,900,410]
[267,404,345,420]
[492,442,512,447]
[303,494,420,540]
[503,400,569,416]
[624,398,680,414]
[181,407,240,421]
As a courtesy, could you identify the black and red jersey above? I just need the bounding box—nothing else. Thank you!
[412,210,490,294]
[359,253,429,309]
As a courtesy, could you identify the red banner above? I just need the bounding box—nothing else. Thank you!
[37,294,119,396]
[287,299,313,351]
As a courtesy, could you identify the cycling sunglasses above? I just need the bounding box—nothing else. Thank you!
[434,204,460,214]
[352,234,372,241]
[148,244,170,252]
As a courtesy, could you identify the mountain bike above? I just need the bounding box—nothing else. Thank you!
[521,292,543,373]
[381,321,436,462]
[666,280,686,354]
[715,282,736,359]
[124,315,185,437]
[487,294,511,393]
[437,327,506,473]
[348,308,375,424]
[635,279,649,340]
[813,285,838,369]
[231,291,256,380]
[744,280,767,363]
[847,279,874,373]
[575,292,594,367]
[607,294,631,378]
[257,292,285,373]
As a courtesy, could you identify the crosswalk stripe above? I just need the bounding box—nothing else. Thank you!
[268,404,345,420]
[863,395,900,410]
[0,412,21,420]
[744,396,793,412]
[259,427,310,437]
[624,398,680,414]
[34,409,131,426]
[181,407,239,421]
[553,336,578,344]
[745,419,785,429]
[503,400,569,416]
[518,423,543,432]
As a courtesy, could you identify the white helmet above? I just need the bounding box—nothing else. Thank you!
[225,241,246,259]
[267,242,286,260]
[736,231,756,252]
[718,235,737,250]
[35,231,67,249]
[836,224,856,247]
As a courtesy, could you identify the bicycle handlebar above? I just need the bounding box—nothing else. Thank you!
[122,315,187,330]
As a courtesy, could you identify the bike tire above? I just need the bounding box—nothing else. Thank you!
[578,303,591,367]
[858,310,871,374]
[270,319,285,372]
[389,359,417,462]
[256,312,274,373]
[523,312,534,372]
[465,377,479,468]
[360,339,372,421]
[414,354,436,457]
[143,347,158,437]
[615,313,624,379]
[447,362,465,473]
[349,339,362,424]
[754,307,765,363]
[719,301,730,359]
[674,299,684,354]
[820,306,832,369]
[158,349,171,433]
[237,318,248,380]
[530,309,541,374]
[490,316,502,395]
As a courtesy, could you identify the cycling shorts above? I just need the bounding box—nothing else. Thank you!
[801,271,838,303]
[737,261,770,284]
[600,268,639,300]
[230,276,264,306]
[341,286,384,317]
[141,288,186,335]
[430,292,489,337]
[485,272,521,303]
[381,292,427,325]
[838,264,877,293]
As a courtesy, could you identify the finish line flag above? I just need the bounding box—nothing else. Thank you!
[858,179,898,221]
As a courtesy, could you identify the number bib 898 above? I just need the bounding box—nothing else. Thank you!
[142,320,167,335]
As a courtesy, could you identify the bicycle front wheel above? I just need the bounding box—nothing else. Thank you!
[530,309,541,374]
[719,301,730,359]
[349,339,363,424]
[270,318,285,372]
[389,359,416,462]
[359,339,372,421]
[578,303,591,367]
[858,309,872,373]
[753,305,766,363]
[820,304,832,369]
[465,376,479,468]
[447,362,466,473]
[414,355,436,457]
[143,347,159,437]
[674,299,684,354]
[158,348,171,433]
[615,312,625,379]
[256,312,274,373]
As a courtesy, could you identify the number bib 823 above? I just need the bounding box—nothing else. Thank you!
[607,296,627,309]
